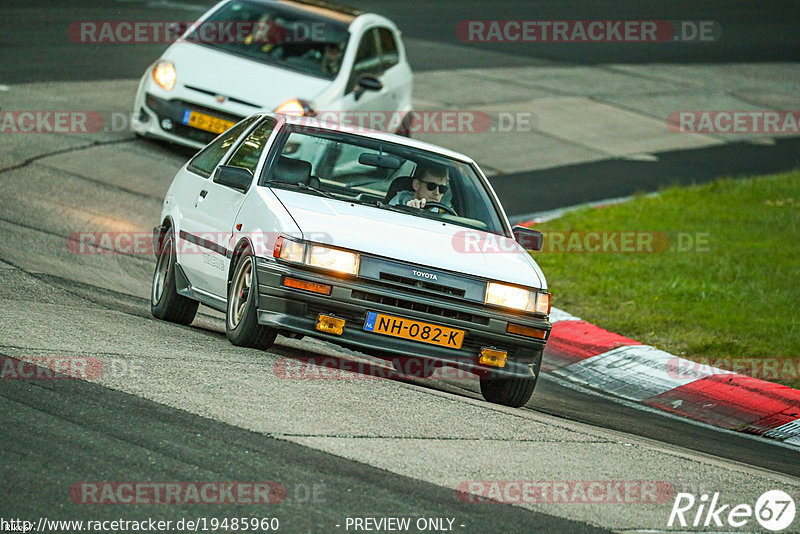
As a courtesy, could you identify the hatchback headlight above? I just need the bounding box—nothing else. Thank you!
[485,282,550,314]
[274,98,314,117]
[152,61,176,91]
[274,237,359,276]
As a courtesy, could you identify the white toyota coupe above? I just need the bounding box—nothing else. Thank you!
[132,0,413,148]
[151,113,552,407]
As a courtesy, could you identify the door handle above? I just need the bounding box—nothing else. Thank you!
[199,190,208,198]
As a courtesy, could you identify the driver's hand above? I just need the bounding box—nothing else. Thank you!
[406,198,426,209]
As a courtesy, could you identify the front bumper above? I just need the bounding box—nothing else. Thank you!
[254,258,551,379]
[134,93,246,148]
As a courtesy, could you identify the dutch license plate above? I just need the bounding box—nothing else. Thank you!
[182,110,235,134]
[363,311,464,349]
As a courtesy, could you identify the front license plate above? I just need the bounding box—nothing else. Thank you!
[182,110,235,134]
[363,312,464,349]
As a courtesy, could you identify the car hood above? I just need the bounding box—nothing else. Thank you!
[273,190,545,289]
[164,41,330,109]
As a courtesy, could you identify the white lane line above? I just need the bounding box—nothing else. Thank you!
[0,85,9,91]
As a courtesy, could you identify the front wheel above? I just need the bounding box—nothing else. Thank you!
[151,232,199,324]
[226,251,277,349]
[479,373,537,407]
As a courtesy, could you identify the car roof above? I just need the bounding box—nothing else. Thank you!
[264,113,479,166]
[275,0,362,24]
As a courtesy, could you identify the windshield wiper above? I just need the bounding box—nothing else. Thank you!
[347,197,415,214]
[264,180,336,199]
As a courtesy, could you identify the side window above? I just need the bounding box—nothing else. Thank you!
[377,28,399,69]
[187,116,258,178]
[225,118,277,175]
[349,29,381,90]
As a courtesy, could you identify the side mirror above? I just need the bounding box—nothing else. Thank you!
[512,225,543,252]
[214,165,252,193]
[354,75,383,101]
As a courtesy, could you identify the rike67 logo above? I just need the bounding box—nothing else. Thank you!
[668,490,796,531]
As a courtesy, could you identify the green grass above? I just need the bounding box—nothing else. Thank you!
[531,170,800,387]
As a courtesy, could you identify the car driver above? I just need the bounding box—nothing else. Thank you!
[390,162,454,212]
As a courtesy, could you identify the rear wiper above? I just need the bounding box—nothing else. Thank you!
[264,180,336,199]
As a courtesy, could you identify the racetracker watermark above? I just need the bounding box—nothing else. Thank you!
[273,357,477,380]
[0,357,103,380]
[457,20,720,43]
[2,110,535,135]
[668,111,800,134]
[666,357,800,382]
[67,231,332,256]
[312,110,533,134]
[0,356,150,380]
[456,481,674,504]
[0,111,106,134]
[69,482,287,505]
[451,231,711,253]
[68,20,330,44]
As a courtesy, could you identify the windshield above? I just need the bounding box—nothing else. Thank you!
[262,125,507,235]
[185,1,350,79]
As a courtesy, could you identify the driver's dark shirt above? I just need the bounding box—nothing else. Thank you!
[388,190,454,213]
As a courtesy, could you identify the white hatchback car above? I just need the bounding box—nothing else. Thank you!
[132,0,412,149]
[151,113,552,407]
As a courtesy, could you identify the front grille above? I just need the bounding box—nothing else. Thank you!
[379,272,466,298]
[144,93,243,144]
[184,85,261,108]
[351,289,490,326]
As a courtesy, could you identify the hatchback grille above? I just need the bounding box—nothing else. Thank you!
[184,86,261,108]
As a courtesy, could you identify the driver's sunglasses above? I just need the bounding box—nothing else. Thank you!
[421,180,448,194]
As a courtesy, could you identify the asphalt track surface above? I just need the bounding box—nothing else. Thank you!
[1,0,799,531]
[3,0,800,83]
[2,356,602,532]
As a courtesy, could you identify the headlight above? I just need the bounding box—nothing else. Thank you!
[274,98,313,117]
[152,61,176,91]
[273,237,359,276]
[485,282,550,314]
[308,245,359,275]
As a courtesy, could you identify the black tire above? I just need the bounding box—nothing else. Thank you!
[225,250,277,349]
[151,232,199,324]
[479,373,537,408]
